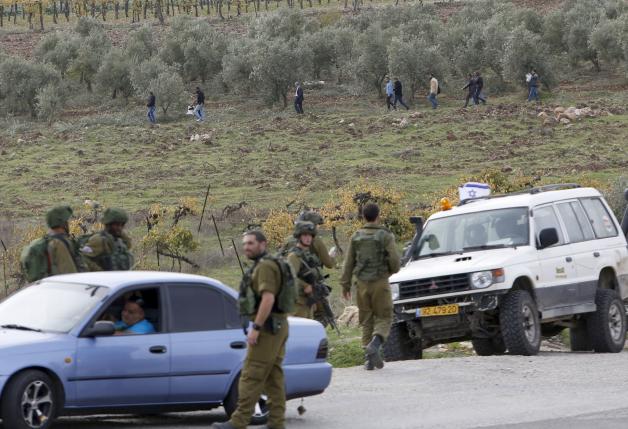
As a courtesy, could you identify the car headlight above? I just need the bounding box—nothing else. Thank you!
[470,269,505,289]
[390,283,400,301]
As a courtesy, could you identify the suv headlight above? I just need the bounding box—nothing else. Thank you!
[390,283,400,301]
[470,269,505,289]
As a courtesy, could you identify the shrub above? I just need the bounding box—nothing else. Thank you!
[34,33,80,78]
[95,49,134,99]
[0,58,61,117]
[148,70,186,116]
[131,56,176,96]
[36,84,66,123]
[125,25,157,64]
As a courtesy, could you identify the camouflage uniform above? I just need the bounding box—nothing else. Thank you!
[46,206,79,275]
[229,255,288,429]
[340,223,401,347]
[81,208,134,271]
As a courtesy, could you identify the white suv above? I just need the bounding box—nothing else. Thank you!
[384,185,628,360]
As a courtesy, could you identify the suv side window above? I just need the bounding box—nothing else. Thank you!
[557,202,587,243]
[168,284,226,333]
[580,198,618,239]
[534,205,564,246]
[569,201,595,241]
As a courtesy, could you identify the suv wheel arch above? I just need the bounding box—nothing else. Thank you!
[598,268,618,290]
[511,276,537,302]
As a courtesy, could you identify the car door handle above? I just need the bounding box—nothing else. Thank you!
[230,341,246,349]
[566,257,573,263]
[149,345,167,354]
[593,252,600,258]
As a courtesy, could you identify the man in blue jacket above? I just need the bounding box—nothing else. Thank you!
[294,82,304,114]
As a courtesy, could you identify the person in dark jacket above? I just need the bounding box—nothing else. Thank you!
[462,74,476,108]
[194,87,205,121]
[146,91,156,124]
[393,78,409,110]
[527,69,540,102]
[474,71,486,105]
[294,82,304,114]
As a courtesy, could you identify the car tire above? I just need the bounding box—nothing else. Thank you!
[471,336,506,356]
[223,375,269,426]
[587,288,626,353]
[569,319,592,352]
[383,322,422,362]
[499,290,541,356]
[0,370,58,429]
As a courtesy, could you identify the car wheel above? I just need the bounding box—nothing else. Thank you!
[587,288,626,353]
[0,370,58,429]
[569,318,592,352]
[471,336,506,356]
[223,375,269,426]
[499,290,541,356]
[383,322,422,362]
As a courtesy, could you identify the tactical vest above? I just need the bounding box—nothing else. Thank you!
[81,232,133,271]
[291,247,323,285]
[352,228,390,282]
[238,254,296,317]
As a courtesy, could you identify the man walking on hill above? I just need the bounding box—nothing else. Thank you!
[428,73,439,109]
[527,69,540,102]
[385,77,395,111]
[294,82,304,115]
[194,87,205,122]
[393,78,409,110]
[340,203,401,371]
[146,91,156,125]
[474,71,486,105]
[462,74,476,108]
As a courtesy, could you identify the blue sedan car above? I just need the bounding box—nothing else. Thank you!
[0,272,332,429]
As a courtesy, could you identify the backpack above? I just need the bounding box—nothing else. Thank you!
[352,228,390,282]
[20,234,78,282]
[20,236,51,283]
[238,253,296,317]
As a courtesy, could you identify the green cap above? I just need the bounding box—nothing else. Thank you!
[102,208,129,225]
[46,205,73,228]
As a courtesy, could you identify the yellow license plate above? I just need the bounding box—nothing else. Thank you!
[416,304,459,317]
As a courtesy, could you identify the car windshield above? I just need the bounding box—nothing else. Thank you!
[0,282,109,333]
[412,207,530,260]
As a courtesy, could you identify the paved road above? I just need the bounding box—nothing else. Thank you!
[5,352,628,429]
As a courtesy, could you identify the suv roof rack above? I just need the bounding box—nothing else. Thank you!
[458,183,581,206]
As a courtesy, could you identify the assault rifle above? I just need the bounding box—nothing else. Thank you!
[299,261,340,335]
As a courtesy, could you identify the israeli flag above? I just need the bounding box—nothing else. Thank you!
[459,182,491,201]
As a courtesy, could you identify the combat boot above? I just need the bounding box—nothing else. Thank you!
[365,335,384,369]
[211,422,237,429]
[364,359,374,371]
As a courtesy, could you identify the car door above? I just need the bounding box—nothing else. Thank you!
[555,200,598,306]
[167,282,245,403]
[533,204,578,312]
[73,285,171,407]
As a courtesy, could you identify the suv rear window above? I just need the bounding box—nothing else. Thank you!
[556,201,595,243]
[580,198,618,239]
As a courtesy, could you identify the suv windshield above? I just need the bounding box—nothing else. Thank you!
[0,282,109,333]
[413,207,529,260]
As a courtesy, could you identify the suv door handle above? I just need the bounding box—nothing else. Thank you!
[593,252,600,258]
[149,345,167,354]
[230,341,246,349]
[566,257,573,263]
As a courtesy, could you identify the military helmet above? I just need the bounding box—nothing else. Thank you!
[293,221,317,238]
[46,205,73,228]
[102,208,129,225]
[297,210,324,226]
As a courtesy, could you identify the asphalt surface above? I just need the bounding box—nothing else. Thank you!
[5,351,628,429]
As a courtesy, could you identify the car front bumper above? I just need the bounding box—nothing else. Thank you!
[285,362,332,400]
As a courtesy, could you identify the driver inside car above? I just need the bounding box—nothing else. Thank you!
[113,296,155,335]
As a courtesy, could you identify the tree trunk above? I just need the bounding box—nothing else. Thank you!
[155,0,164,23]
[0,6,3,27]
[38,3,43,31]
[102,2,107,20]
[282,92,287,108]
[124,0,128,17]
[115,1,119,18]
[112,88,117,99]
[65,1,70,22]
[52,1,58,24]
[28,12,32,30]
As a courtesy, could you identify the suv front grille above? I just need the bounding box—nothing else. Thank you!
[398,274,471,300]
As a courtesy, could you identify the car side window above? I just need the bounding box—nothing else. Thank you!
[580,197,618,239]
[223,295,241,330]
[168,284,226,333]
[557,202,586,243]
[98,287,162,335]
[569,201,595,241]
[534,205,564,246]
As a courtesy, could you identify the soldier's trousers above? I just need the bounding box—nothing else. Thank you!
[293,298,313,319]
[356,279,393,346]
[229,319,289,429]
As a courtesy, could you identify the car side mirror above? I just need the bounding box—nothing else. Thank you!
[538,228,559,249]
[84,321,115,337]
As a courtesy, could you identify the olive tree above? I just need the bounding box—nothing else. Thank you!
[501,26,556,88]
[125,25,157,64]
[34,33,80,79]
[590,18,626,65]
[95,49,134,99]
[354,24,390,96]
[222,38,257,96]
[36,83,66,124]
[0,58,61,117]
[149,71,186,116]
[131,57,177,96]
[70,31,112,92]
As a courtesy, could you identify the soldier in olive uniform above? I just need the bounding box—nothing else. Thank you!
[287,221,322,319]
[212,231,289,429]
[340,203,401,370]
[46,206,79,276]
[81,208,134,271]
